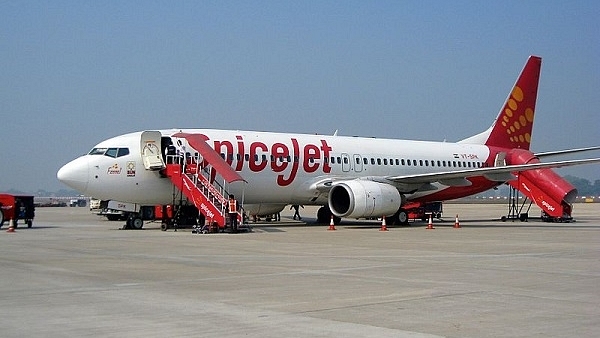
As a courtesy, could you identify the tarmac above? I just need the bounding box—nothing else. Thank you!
[1,203,599,338]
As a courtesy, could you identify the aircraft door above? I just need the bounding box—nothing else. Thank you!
[341,153,351,172]
[353,154,363,172]
[141,131,166,170]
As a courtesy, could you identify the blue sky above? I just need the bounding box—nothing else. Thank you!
[1,1,598,193]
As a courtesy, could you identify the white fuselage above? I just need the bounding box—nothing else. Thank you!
[58,128,493,207]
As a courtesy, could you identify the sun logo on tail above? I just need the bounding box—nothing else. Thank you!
[500,86,535,147]
[483,56,541,151]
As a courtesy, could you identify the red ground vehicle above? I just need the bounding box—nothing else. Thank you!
[396,201,443,223]
[0,194,35,228]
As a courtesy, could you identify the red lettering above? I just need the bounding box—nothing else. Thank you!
[320,140,332,173]
[270,143,289,173]
[214,140,234,166]
[277,138,299,186]
[303,144,320,173]
[235,135,245,171]
[201,134,333,187]
[249,142,268,172]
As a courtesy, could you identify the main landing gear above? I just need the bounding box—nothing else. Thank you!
[316,206,341,225]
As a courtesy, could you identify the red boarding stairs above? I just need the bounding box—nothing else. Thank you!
[164,133,247,229]
[504,149,576,222]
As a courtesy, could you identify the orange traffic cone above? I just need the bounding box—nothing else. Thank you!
[6,219,15,233]
[454,214,461,229]
[328,215,336,231]
[379,216,388,231]
[426,215,435,230]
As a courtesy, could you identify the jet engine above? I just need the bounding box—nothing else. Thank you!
[328,180,403,218]
[506,149,577,217]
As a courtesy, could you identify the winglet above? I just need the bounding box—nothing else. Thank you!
[460,56,542,150]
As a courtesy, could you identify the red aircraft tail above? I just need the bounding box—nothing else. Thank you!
[460,56,542,150]
[462,56,576,220]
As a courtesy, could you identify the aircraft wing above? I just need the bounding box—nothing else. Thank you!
[386,158,600,187]
[535,146,600,158]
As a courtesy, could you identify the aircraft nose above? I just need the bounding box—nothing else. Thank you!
[57,156,89,193]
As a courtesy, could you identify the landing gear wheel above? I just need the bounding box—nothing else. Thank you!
[0,210,4,228]
[27,220,32,228]
[161,222,169,231]
[396,209,409,225]
[316,206,331,224]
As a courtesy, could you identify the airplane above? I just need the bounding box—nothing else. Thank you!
[57,56,600,228]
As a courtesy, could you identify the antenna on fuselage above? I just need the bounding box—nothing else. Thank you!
[333,129,338,136]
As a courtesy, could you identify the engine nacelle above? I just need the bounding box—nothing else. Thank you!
[328,180,402,218]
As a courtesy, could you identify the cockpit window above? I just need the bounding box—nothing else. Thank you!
[89,148,107,155]
[88,147,130,158]
[105,148,118,158]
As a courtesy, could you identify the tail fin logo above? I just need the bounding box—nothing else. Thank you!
[500,86,534,146]
[485,56,541,150]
